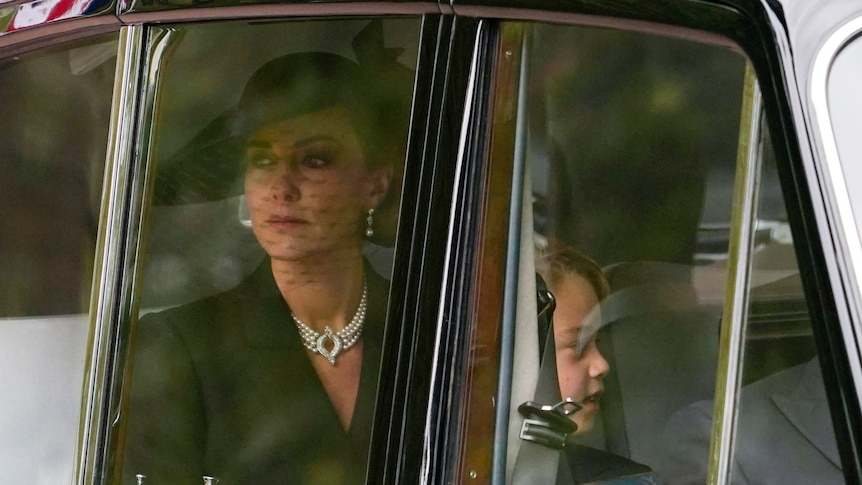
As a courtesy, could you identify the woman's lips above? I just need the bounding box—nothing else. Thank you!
[266,215,308,228]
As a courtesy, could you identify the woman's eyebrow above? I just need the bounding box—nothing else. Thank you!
[245,135,338,152]
[292,135,338,148]
[245,140,272,150]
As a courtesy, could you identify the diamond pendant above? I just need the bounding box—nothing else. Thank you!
[316,326,343,365]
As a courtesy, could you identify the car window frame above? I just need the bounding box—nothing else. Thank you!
[64,9,452,484]
[810,14,862,375]
[456,15,766,484]
[708,66,764,482]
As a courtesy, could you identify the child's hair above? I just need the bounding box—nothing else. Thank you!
[535,237,609,301]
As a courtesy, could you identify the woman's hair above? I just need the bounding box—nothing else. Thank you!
[535,238,610,301]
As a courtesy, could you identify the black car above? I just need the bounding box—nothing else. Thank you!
[2,0,862,483]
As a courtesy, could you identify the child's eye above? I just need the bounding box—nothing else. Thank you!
[559,329,582,352]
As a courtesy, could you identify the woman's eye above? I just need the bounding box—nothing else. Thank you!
[246,154,275,169]
[300,152,334,169]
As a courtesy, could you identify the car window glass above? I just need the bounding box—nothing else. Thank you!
[726,135,842,484]
[517,23,744,481]
[481,20,846,484]
[475,20,828,484]
[121,17,419,484]
[521,23,742,481]
[0,34,117,483]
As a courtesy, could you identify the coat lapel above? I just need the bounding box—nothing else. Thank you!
[219,259,387,482]
[238,261,296,349]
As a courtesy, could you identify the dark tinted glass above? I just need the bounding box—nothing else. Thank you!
[0,34,117,483]
[122,18,419,484]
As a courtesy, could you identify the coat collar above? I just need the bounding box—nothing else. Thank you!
[231,257,388,450]
[233,260,296,349]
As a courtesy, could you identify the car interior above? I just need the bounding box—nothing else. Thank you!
[505,20,822,482]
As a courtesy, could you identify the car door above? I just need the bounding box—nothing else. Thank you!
[5,0,862,484]
[440,1,862,484]
[86,9,461,484]
[1,3,471,484]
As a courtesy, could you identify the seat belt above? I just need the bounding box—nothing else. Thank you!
[510,275,577,485]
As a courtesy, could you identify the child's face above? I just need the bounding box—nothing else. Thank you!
[552,274,610,435]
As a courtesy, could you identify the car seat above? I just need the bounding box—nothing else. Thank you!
[596,261,721,469]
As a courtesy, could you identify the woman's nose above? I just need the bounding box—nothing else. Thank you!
[268,161,301,201]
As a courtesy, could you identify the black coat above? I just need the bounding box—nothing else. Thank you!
[122,260,388,484]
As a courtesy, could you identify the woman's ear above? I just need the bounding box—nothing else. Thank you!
[365,165,393,210]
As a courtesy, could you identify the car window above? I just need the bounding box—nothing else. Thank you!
[462,20,843,485]
[0,34,117,483]
[728,133,841,484]
[120,17,419,484]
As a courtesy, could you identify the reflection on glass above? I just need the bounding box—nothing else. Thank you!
[122,18,418,484]
[660,138,841,483]
[728,140,840,483]
[0,35,117,483]
[502,21,750,483]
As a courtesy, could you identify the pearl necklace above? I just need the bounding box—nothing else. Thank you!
[292,281,367,365]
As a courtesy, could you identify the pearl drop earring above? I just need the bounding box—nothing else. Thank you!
[365,208,374,237]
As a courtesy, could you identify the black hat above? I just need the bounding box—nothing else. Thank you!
[152,23,412,206]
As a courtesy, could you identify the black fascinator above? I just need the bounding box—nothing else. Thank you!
[152,20,413,206]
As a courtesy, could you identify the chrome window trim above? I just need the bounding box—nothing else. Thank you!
[78,24,189,484]
[76,24,145,485]
[1,3,438,52]
[421,18,483,485]
[450,5,740,52]
[119,2,441,24]
[0,19,119,55]
[707,65,762,485]
[811,15,862,370]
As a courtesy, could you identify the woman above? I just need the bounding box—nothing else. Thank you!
[122,51,409,484]
[535,240,653,484]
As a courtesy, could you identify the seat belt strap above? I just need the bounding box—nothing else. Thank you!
[510,276,575,485]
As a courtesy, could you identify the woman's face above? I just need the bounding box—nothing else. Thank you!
[243,106,390,263]
[552,274,610,435]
